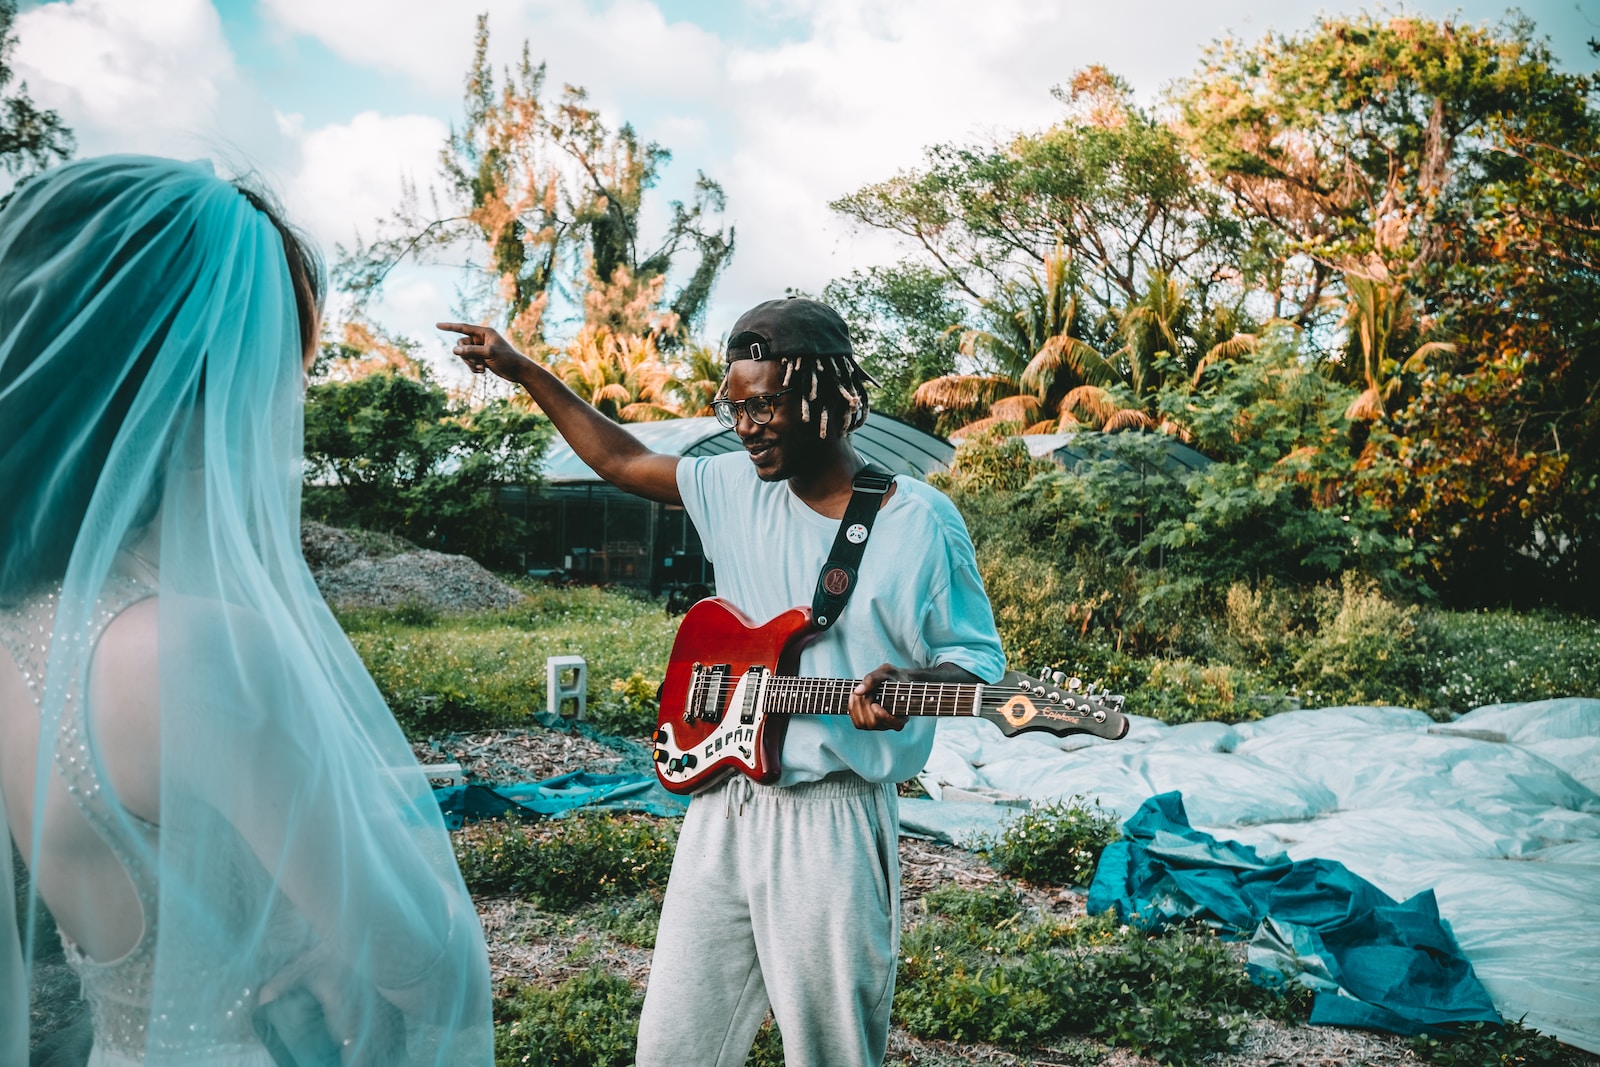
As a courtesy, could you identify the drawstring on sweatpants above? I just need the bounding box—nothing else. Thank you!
[725,777,753,818]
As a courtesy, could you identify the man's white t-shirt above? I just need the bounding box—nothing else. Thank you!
[676,451,1007,786]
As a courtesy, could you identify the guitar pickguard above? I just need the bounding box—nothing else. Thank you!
[654,670,768,788]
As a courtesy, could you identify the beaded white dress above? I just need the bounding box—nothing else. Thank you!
[0,580,278,1067]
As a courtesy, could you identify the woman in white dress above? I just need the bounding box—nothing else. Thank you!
[0,156,493,1065]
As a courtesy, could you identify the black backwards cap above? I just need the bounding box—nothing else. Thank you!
[725,297,875,382]
[723,296,877,436]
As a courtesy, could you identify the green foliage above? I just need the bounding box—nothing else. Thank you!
[1423,611,1600,714]
[818,263,967,423]
[0,1,75,180]
[580,892,662,949]
[454,813,677,911]
[1290,574,1430,706]
[302,368,549,568]
[930,432,1053,495]
[1411,1020,1588,1067]
[922,883,1025,927]
[981,799,1120,887]
[495,968,640,1067]
[588,670,660,737]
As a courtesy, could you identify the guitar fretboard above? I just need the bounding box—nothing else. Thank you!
[696,674,986,718]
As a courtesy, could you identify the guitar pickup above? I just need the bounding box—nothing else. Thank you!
[740,665,767,725]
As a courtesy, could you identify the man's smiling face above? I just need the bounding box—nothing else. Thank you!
[723,359,828,483]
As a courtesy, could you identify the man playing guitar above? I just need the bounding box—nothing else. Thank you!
[440,297,1006,1067]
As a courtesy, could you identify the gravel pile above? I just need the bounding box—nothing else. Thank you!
[302,521,525,614]
[301,520,415,570]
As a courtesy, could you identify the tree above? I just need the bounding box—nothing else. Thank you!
[909,248,1117,436]
[819,263,968,424]
[337,14,733,354]
[1178,12,1600,607]
[832,67,1235,318]
[554,324,679,423]
[0,0,72,181]
[302,364,549,566]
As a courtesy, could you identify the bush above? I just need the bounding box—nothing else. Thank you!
[1290,573,1431,707]
[1133,658,1282,724]
[922,883,1025,926]
[495,968,640,1067]
[930,432,1053,495]
[454,813,677,911]
[588,670,661,737]
[896,904,1303,1063]
[981,798,1120,888]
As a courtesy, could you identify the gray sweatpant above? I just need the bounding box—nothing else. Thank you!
[635,772,901,1067]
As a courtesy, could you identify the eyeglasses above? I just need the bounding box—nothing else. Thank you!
[712,387,795,428]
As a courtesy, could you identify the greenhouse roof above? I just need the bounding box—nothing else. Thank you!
[540,414,955,484]
[1017,431,1213,478]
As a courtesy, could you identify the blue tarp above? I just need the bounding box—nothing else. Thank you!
[1088,791,1501,1036]
[433,770,687,829]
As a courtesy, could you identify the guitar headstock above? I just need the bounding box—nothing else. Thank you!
[977,668,1129,740]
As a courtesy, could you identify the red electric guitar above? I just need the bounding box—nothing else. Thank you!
[652,597,1130,795]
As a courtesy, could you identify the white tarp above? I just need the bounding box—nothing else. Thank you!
[909,698,1600,1053]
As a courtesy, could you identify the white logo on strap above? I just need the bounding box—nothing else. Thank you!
[845,523,868,544]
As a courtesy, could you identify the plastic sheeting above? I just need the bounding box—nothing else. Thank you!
[434,771,687,828]
[1089,791,1500,1035]
[915,698,1600,1053]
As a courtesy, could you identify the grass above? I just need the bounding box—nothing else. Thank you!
[340,584,678,736]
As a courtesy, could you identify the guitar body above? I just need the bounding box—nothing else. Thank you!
[654,597,815,795]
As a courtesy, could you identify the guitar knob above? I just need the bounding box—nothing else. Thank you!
[683,754,697,768]
[653,727,668,743]
[652,749,667,763]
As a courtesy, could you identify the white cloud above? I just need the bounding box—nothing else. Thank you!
[283,110,450,252]
[11,0,248,159]
[260,0,723,102]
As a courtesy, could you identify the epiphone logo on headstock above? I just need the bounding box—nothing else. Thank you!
[1000,694,1085,728]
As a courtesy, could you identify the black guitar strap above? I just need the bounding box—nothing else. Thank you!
[810,464,894,631]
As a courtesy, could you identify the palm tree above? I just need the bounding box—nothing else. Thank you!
[666,341,724,417]
[553,325,680,422]
[1339,274,1453,422]
[912,248,1115,437]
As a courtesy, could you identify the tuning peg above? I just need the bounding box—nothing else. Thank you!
[1067,677,1083,691]
[1050,670,1065,685]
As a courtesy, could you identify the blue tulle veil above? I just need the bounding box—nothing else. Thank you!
[0,156,491,1064]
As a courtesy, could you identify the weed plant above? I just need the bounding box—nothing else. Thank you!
[896,887,1305,1065]
[495,968,640,1067]
[981,799,1120,888]
[1411,1020,1590,1067]
[454,813,677,911]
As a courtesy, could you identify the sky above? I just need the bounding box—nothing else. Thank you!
[11,0,1600,382]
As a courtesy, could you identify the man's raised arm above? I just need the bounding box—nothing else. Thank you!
[438,322,684,505]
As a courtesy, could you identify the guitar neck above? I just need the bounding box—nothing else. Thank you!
[760,676,981,718]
